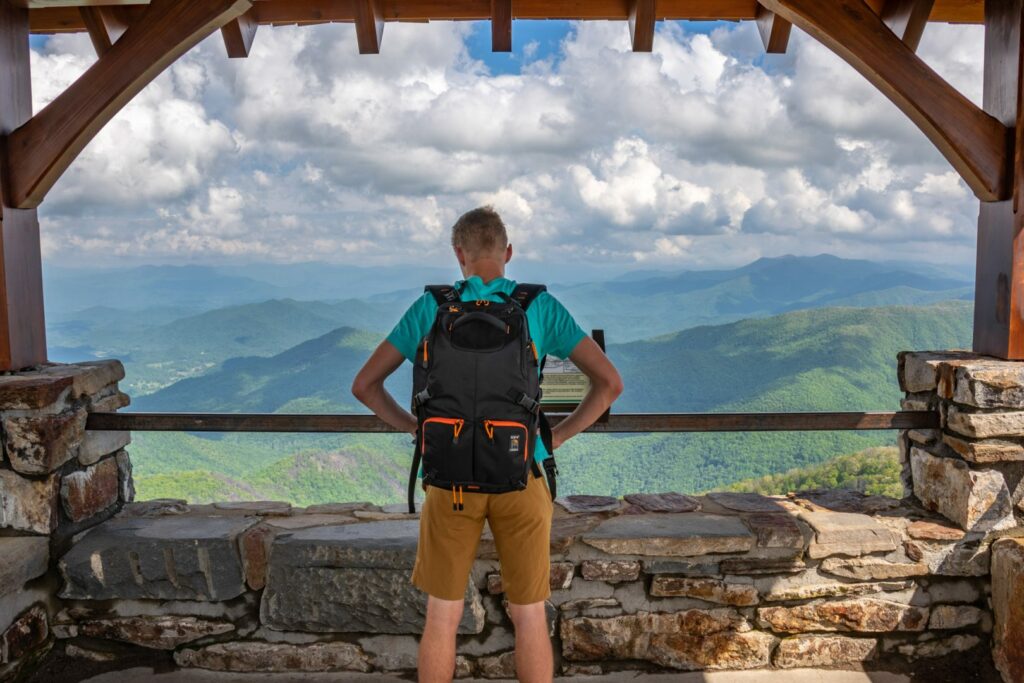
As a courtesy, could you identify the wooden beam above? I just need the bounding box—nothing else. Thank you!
[491,0,510,52]
[220,7,258,57]
[755,4,791,53]
[6,0,251,209]
[0,1,46,371]
[354,0,382,53]
[85,410,938,433]
[628,0,656,52]
[760,0,1009,202]
[973,0,1024,359]
[79,6,129,56]
[880,0,935,52]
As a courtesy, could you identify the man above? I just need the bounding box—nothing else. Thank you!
[351,206,623,683]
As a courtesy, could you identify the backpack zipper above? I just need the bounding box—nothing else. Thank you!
[421,417,464,453]
[483,420,530,461]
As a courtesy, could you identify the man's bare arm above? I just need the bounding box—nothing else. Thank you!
[351,340,418,435]
[550,336,623,450]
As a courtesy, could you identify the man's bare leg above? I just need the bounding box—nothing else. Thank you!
[508,601,553,683]
[419,595,464,683]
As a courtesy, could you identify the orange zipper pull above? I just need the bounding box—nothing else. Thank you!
[458,485,464,511]
[451,485,457,511]
[484,420,494,440]
[423,340,428,363]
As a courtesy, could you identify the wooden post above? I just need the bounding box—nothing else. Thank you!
[973,1,1024,358]
[0,1,46,371]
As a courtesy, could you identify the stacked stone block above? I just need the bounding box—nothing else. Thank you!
[0,361,131,682]
[898,351,1024,532]
[50,490,993,677]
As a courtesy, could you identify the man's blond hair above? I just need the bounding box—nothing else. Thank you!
[451,206,508,260]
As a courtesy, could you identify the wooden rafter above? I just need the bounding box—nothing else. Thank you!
[5,0,252,210]
[354,0,383,54]
[79,6,129,56]
[491,0,511,52]
[755,4,791,53]
[880,0,936,52]
[760,0,1010,202]
[221,7,258,57]
[629,0,656,52]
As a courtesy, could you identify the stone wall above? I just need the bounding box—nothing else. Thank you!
[0,361,131,682]
[47,491,994,678]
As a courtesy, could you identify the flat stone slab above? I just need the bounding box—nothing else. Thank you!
[555,495,621,514]
[581,514,755,556]
[793,490,900,515]
[59,514,256,601]
[0,537,48,599]
[910,447,1015,531]
[262,521,484,634]
[706,492,787,513]
[798,511,899,559]
[623,493,700,513]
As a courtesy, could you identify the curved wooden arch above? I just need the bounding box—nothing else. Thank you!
[4,0,251,209]
[759,0,1010,202]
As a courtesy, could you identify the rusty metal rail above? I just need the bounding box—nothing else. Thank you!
[85,411,936,433]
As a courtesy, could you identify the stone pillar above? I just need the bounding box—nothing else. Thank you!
[897,351,1024,532]
[0,360,131,681]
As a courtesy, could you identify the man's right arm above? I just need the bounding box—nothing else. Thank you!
[351,340,417,435]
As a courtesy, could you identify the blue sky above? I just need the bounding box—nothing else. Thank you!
[29,18,983,276]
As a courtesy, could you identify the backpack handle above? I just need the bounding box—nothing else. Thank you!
[451,311,506,332]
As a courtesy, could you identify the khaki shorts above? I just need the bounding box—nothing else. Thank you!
[411,471,553,604]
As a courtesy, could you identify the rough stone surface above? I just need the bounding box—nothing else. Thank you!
[706,492,786,513]
[59,513,255,600]
[910,447,1015,531]
[819,557,928,581]
[947,405,1024,439]
[649,577,758,606]
[897,633,981,659]
[262,521,484,634]
[61,456,119,522]
[0,538,48,599]
[64,643,117,662]
[579,560,640,583]
[623,492,700,513]
[742,512,805,551]
[799,511,899,558]
[560,611,772,670]
[907,520,965,541]
[719,557,806,575]
[476,651,516,679]
[904,536,991,576]
[0,470,58,533]
[952,359,1024,409]
[992,538,1024,683]
[76,616,235,650]
[773,635,878,669]
[757,572,913,603]
[44,360,125,399]
[240,524,275,591]
[555,495,621,514]
[116,450,134,503]
[758,599,929,633]
[175,641,371,673]
[78,430,131,466]
[943,433,1024,463]
[213,501,292,515]
[0,605,48,665]
[927,604,983,630]
[794,489,902,514]
[3,408,84,474]
[582,514,754,557]
[0,373,71,410]
[899,351,976,394]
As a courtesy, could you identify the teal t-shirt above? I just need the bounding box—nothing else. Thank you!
[387,275,587,465]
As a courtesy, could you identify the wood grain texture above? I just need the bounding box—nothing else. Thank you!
[491,0,510,52]
[761,0,1009,202]
[755,4,791,53]
[974,0,1024,359]
[628,0,656,52]
[880,0,935,51]
[354,0,383,53]
[86,411,938,433]
[0,1,46,371]
[79,6,129,56]
[220,7,258,57]
[6,0,251,209]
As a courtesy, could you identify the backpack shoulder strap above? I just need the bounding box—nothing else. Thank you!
[509,283,547,311]
[424,283,464,306]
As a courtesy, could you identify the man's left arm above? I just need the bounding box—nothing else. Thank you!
[351,340,418,435]
[550,336,623,449]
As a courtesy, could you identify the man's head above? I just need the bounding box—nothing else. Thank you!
[451,206,512,277]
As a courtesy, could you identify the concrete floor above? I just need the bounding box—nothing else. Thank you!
[82,667,912,682]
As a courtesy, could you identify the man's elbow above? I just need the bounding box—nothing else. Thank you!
[604,370,624,403]
[350,375,372,403]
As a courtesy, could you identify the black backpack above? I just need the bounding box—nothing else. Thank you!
[407,282,557,513]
